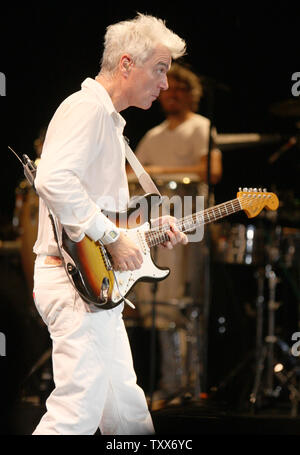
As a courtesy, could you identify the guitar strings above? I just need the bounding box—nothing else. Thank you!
[147,201,240,243]
[149,194,269,234]
[146,198,241,238]
[145,195,267,247]
[149,198,241,233]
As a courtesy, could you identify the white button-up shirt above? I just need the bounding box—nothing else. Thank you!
[33,78,129,256]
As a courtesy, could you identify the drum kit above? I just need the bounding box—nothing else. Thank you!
[129,168,300,411]
[124,96,300,411]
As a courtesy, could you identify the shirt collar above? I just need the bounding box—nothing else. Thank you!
[81,77,126,132]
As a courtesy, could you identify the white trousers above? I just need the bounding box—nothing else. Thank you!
[32,256,154,435]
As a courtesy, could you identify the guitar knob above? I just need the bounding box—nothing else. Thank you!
[99,277,110,303]
[67,263,77,275]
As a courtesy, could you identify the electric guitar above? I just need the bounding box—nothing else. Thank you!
[60,188,279,309]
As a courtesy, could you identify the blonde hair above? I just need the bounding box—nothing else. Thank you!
[100,13,186,74]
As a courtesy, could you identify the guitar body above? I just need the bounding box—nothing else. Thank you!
[61,193,169,309]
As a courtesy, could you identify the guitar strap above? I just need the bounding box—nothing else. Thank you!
[123,137,162,197]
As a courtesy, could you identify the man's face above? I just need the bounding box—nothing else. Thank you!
[159,77,192,115]
[127,44,171,110]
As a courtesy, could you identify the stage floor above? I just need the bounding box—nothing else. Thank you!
[4,398,300,436]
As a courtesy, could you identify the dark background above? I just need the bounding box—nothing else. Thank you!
[1,4,299,224]
[0,4,300,433]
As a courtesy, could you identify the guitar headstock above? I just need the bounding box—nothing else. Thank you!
[237,187,279,218]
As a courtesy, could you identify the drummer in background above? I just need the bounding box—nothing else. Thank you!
[133,63,222,406]
[135,62,222,188]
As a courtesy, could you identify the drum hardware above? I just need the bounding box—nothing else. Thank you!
[21,347,54,405]
[269,98,300,118]
[249,265,280,407]
[146,297,206,408]
[249,264,300,415]
[145,274,197,409]
[215,133,283,147]
[183,301,204,399]
[211,221,267,266]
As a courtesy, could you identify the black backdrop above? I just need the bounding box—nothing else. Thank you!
[0,4,300,432]
[1,4,299,224]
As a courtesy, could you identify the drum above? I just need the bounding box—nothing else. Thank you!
[211,221,267,265]
[127,171,204,221]
[13,179,39,295]
[279,227,300,269]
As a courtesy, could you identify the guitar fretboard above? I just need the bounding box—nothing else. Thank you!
[145,198,242,248]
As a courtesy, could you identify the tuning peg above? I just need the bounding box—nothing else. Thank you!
[263,188,267,192]
[243,187,248,191]
[254,188,257,192]
[239,187,242,191]
[258,188,262,192]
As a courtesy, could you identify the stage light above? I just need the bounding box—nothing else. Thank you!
[274,363,284,373]
[168,180,177,190]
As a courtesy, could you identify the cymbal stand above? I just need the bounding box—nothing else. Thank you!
[249,267,265,409]
[184,302,203,399]
[265,264,279,395]
[250,264,280,409]
[249,263,300,415]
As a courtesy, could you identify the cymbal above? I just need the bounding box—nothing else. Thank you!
[215,133,281,150]
[269,98,300,118]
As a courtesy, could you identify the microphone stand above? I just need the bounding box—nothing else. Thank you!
[200,82,216,395]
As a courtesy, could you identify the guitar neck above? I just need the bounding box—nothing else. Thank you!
[145,198,242,248]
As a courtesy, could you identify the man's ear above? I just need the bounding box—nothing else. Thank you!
[120,54,133,77]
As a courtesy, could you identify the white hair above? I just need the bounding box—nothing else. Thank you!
[100,13,186,74]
